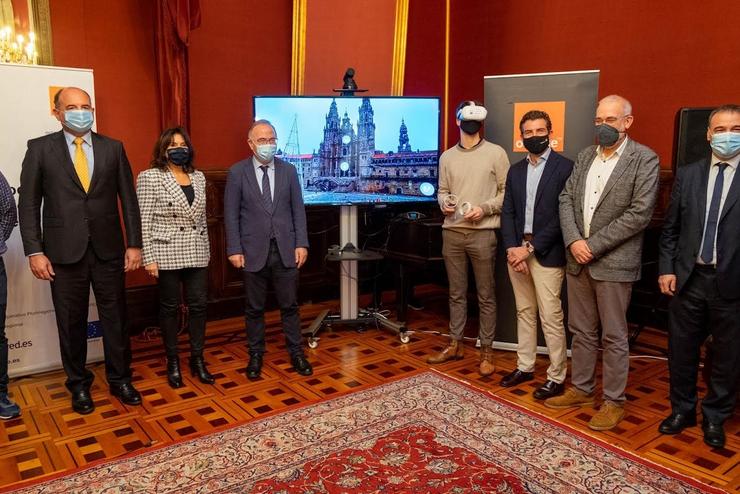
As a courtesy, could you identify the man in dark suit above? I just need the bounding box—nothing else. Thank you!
[547,95,660,432]
[18,87,143,414]
[224,120,312,380]
[500,110,574,400]
[658,104,740,448]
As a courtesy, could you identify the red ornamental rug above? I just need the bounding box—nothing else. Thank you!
[5,371,721,494]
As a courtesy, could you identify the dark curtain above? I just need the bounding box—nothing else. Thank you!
[155,0,201,130]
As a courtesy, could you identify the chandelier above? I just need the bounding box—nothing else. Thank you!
[0,25,38,65]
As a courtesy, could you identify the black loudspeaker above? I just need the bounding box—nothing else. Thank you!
[674,107,714,169]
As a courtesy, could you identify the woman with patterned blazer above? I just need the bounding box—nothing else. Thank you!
[137,127,214,388]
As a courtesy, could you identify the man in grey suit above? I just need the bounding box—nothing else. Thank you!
[545,95,660,431]
[224,120,312,380]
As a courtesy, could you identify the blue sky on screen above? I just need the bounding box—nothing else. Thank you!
[254,97,439,155]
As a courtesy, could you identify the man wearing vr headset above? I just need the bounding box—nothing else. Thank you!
[428,101,510,376]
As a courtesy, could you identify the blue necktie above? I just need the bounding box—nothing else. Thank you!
[700,162,728,264]
[260,165,273,210]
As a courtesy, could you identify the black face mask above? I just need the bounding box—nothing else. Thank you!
[595,124,621,147]
[167,147,190,166]
[460,120,482,135]
[522,135,550,155]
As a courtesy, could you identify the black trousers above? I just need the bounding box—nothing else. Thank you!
[668,265,740,423]
[49,245,131,392]
[158,267,208,358]
[244,240,303,357]
[0,257,8,394]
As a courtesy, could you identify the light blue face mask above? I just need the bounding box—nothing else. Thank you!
[255,143,277,162]
[710,132,740,159]
[64,109,94,133]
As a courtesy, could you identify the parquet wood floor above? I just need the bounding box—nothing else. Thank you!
[1,285,737,492]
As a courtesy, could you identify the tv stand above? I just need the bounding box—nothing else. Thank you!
[304,205,410,347]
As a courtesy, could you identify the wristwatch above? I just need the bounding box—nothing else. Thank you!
[524,240,534,254]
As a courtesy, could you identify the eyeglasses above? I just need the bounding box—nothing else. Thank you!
[594,115,630,126]
[253,138,277,145]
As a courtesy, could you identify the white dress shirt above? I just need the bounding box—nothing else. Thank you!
[696,153,739,265]
[583,137,630,237]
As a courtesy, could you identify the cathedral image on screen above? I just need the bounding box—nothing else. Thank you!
[254,96,440,205]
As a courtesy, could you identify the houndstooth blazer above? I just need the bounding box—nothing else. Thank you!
[137,167,210,270]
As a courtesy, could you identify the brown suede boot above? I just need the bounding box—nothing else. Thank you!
[479,347,495,376]
[427,339,464,364]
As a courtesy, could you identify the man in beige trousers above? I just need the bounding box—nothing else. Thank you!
[427,100,510,376]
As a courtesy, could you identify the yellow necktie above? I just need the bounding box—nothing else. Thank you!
[73,137,90,192]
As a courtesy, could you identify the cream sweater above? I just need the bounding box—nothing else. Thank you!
[438,139,510,230]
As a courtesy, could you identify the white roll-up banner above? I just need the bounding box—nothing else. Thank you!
[0,63,103,377]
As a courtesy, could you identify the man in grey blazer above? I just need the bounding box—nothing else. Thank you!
[545,95,660,431]
[224,120,312,380]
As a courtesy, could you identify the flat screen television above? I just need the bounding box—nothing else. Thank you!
[253,96,440,205]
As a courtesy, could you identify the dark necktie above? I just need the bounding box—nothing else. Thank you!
[260,165,273,210]
[700,162,729,264]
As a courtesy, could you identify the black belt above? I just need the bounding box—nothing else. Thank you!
[695,263,716,271]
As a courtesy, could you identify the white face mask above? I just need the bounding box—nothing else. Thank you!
[255,143,277,162]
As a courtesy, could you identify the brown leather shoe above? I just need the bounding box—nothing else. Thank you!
[479,347,495,376]
[427,339,464,364]
[588,401,625,431]
[544,387,595,409]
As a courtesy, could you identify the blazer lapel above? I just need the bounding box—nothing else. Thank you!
[719,165,740,223]
[243,159,270,213]
[575,146,598,223]
[189,173,206,220]
[88,132,104,193]
[594,141,634,211]
[53,131,85,192]
[161,168,191,213]
[696,159,710,232]
[272,161,286,211]
[534,153,558,209]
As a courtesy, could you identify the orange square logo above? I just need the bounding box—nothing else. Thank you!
[512,101,566,153]
[48,86,65,114]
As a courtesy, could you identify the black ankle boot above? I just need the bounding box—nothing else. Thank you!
[167,356,183,388]
[190,356,215,384]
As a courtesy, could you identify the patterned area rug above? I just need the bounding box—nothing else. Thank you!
[5,371,720,494]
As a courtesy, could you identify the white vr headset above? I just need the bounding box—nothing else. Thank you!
[457,104,488,121]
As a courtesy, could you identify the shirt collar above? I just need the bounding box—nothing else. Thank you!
[63,129,92,146]
[711,153,740,170]
[527,147,551,167]
[597,136,630,160]
[252,156,275,169]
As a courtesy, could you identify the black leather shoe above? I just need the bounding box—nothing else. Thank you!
[702,420,725,448]
[71,389,95,415]
[109,383,142,406]
[658,412,697,435]
[245,354,263,381]
[166,356,183,389]
[500,369,534,388]
[291,355,313,376]
[533,380,565,400]
[189,356,215,385]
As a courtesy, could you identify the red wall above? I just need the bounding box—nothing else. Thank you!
[302,0,397,96]
[188,0,292,167]
[443,0,740,165]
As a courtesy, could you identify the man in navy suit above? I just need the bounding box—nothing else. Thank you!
[224,120,312,380]
[658,104,740,448]
[500,110,574,400]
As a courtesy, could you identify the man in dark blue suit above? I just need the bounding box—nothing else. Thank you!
[658,104,740,448]
[500,110,574,399]
[224,120,312,380]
